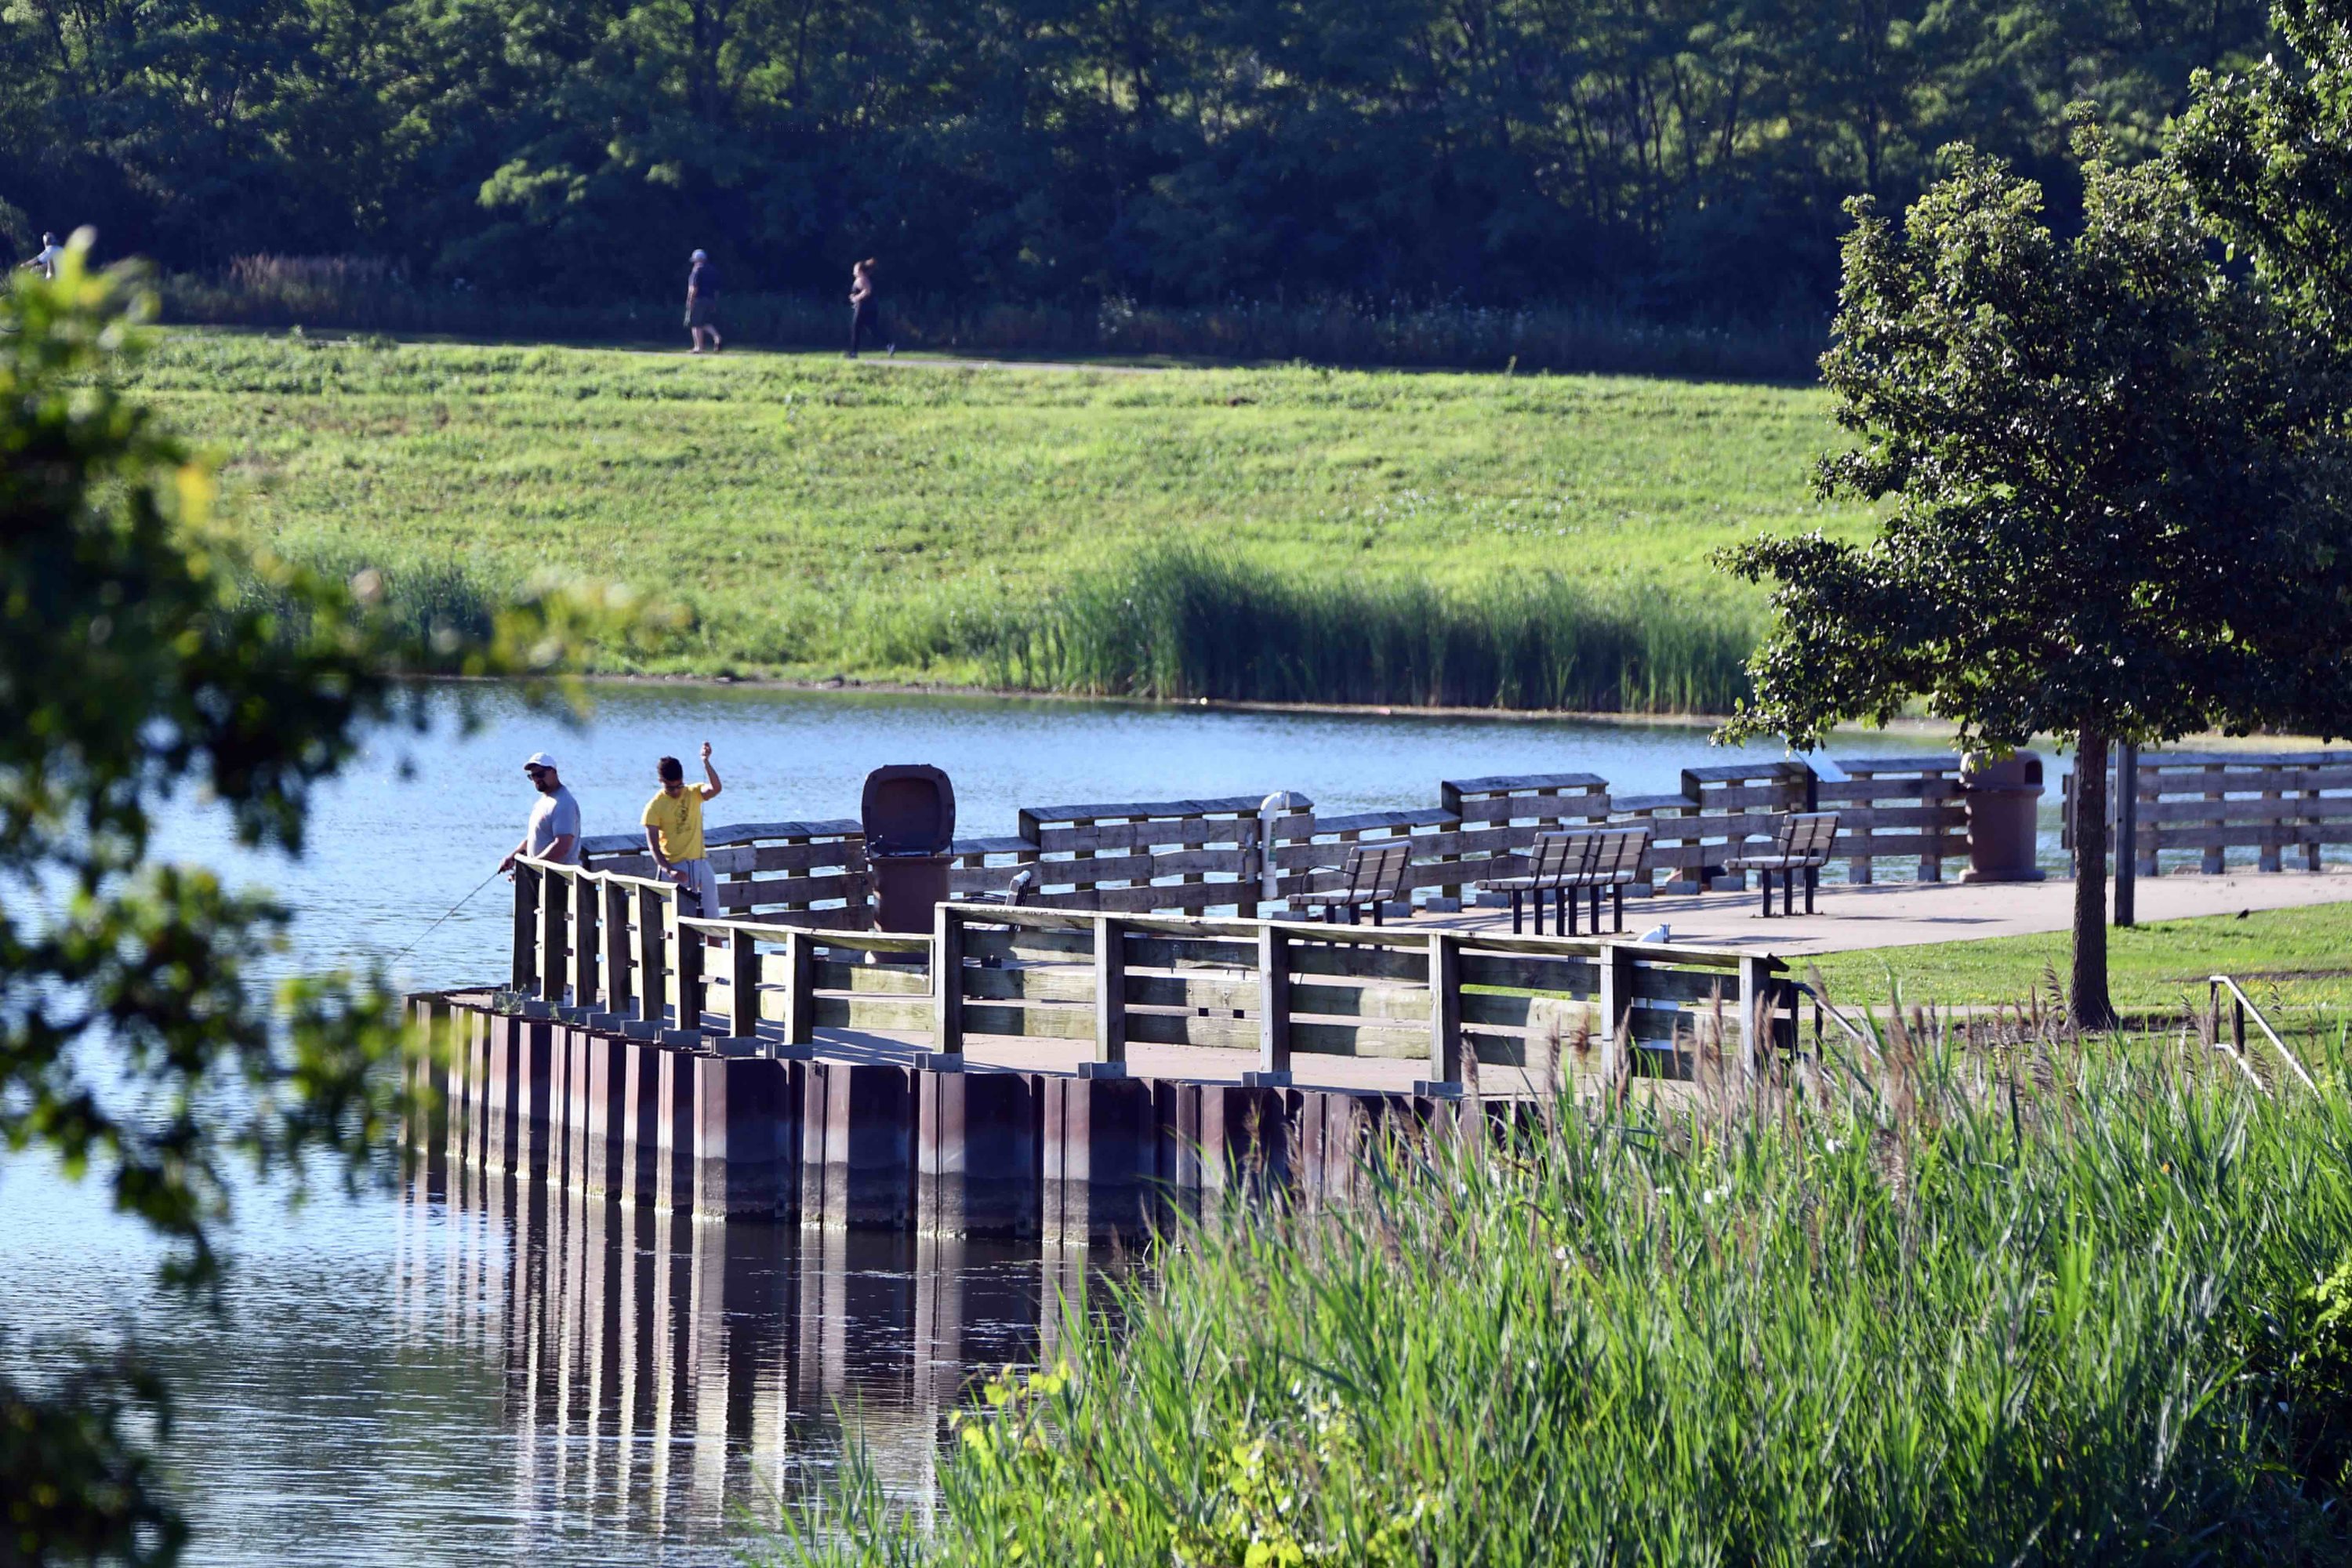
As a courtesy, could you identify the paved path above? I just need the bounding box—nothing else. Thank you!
[1404,866,2352,957]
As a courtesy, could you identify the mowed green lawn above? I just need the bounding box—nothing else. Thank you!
[1810,903,2352,1022]
[131,332,1863,679]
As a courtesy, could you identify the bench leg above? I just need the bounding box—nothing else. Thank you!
[1610,884,1624,934]
[1805,868,1817,915]
[1562,888,1577,935]
[1371,901,1383,928]
[1758,873,1772,918]
[1591,886,1602,932]
[1510,891,1523,935]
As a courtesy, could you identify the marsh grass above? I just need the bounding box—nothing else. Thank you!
[771,1000,2352,1565]
[946,545,1757,710]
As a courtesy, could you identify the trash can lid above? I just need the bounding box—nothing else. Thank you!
[861,764,956,855]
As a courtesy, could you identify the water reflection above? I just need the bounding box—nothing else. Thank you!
[385,1154,1082,1559]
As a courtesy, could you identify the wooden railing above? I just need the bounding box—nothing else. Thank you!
[521,757,1974,942]
[509,867,1790,1090]
[2063,750,2352,875]
[931,903,1788,1087]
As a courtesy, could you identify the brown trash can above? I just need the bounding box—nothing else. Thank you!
[1960,751,2046,883]
[862,764,957,933]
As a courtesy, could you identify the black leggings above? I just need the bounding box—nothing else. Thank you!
[849,299,884,354]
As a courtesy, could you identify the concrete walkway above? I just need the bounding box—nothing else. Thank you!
[1411,866,2352,958]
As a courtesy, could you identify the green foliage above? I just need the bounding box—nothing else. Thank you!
[775,1028,2352,1565]
[0,0,2281,326]
[0,238,605,1562]
[1720,129,2352,755]
[1717,118,2352,1023]
[2175,0,2352,350]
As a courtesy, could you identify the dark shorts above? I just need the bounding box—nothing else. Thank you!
[688,299,719,329]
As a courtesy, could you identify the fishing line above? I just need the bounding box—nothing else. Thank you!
[388,867,503,967]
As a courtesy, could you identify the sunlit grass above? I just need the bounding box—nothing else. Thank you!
[1811,902,2352,1018]
[132,331,1860,706]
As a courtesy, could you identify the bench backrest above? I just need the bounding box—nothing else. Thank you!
[1529,831,1594,884]
[1583,826,1650,881]
[1784,811,1840,865]
[1342,840,1414,899]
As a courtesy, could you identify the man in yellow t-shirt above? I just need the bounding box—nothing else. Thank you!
[643,741,724,916]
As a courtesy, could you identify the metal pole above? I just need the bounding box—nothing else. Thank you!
[2114,742,2138,928]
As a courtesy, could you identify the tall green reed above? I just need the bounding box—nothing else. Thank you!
[771,1013,2352,1566]
[953,545,1758,712]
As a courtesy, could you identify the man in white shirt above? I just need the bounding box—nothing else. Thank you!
[18,234,64,280]
[499,752,582,873]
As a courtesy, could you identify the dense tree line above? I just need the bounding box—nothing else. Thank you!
[0,0,2276,320]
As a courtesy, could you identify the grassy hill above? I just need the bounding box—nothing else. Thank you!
[133,332,1867,709]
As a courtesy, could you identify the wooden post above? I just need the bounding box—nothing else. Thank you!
[932,906,964,1057]
[2115,743,2138,928]
[2201,760,2225,876]
[1599,944,1636,1084]
[729,927,760,1039]
[1093,915,1127,1066]
[603,882,633,1017]
[538,868,567,1004]
[511,863,539,993]
[1737,954,1770,1080]
[782,930,815,1045]
[572,871,599,1007]
[636,885,666,1025]
[675,907,706,1034]
[1425,931,1461,1088]
[1257,924,1290,1079]
[2259,777,2284,873]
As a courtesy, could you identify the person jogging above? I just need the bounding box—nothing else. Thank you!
[846,258,891,358]
[499,752,582,874]
[18,233,64,279]
[685,248,722,354]
[642,742,724,916]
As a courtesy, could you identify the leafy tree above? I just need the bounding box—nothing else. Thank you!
[2173,0,2352,350]
[0,236,597,1562]
[1716,123,2352,1028]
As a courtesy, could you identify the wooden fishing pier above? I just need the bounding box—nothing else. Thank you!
[407,749,2352,1241]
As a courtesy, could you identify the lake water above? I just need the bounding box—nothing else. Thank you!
[0,684,1968,1564]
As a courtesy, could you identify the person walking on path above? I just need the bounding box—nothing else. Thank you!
[499,752,582,875]
[642,742,724,918]
[685,249,722,354]
[847,258,891,358]
[17,233,64,279]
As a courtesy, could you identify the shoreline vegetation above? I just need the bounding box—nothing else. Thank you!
[144,331,1837,713]
[775,1016,2352,1565]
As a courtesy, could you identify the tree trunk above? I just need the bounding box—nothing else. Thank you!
[2071,730,2118,1031]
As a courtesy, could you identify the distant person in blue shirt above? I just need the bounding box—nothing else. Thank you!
[500,752,582,874]
[686,249,722,354]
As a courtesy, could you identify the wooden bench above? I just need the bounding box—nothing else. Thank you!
[1297,840,1413,925]
[1725,811,1840,916]
[1561,826,1650,934]
[1475,831,1589,935]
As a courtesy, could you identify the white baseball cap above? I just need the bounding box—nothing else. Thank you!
[691,249,708,261]
[524,752,557,770]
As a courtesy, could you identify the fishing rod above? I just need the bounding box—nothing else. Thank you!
[388,866,503,967]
